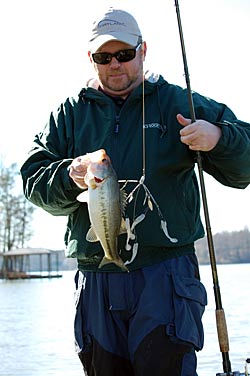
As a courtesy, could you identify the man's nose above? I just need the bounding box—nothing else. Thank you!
[109,56,121,67]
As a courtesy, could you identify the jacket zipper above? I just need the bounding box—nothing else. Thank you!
[114,115,120,133]
[112,112,121,174]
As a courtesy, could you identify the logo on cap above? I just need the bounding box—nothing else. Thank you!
[98,19,126,29]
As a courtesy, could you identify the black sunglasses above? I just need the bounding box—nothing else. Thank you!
[92,43,142,65]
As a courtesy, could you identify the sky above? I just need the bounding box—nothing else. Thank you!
[0,0,249,250]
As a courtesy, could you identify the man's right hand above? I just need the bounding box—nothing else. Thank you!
[69,155,90,189]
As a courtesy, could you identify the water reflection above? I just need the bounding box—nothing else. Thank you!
[1,265,249,376]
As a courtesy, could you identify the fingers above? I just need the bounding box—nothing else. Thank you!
[69,155,90,189]
[177,114,198,149]
[176,113,192,127]
[177,114,222,151]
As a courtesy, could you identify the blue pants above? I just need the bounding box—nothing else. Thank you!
[74,254,207,375]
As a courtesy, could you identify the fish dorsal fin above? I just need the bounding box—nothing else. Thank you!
[77,190,89,203]
[86,226,99,242]
[120,189,127,216]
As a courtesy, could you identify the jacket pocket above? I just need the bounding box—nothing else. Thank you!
[171,273,207,350]
[74,271,92,354]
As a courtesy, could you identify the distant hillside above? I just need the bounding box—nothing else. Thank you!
[196,227,250,264]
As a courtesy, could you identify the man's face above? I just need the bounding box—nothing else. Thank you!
[88,40,146,98]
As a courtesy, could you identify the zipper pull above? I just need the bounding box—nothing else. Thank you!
[114,115,120,133]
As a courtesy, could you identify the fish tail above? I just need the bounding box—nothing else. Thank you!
[98,256,129,272]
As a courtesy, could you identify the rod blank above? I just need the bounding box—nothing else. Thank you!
[174,0,232,373]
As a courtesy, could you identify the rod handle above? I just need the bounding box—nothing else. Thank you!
[216,309,230,353]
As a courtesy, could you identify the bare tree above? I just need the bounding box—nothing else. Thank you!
[0,162,35,252]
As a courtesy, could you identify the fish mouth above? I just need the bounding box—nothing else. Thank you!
[94,176,104,183]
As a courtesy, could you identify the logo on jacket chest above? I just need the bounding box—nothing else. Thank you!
[143,123,162,130]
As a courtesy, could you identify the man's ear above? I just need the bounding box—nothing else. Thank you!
[142,41,147,60]
[88,51,95,63]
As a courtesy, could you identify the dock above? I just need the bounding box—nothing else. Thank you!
[0,248,63,279]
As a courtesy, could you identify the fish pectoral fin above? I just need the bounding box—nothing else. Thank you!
[77,191,89,203]
[86,226,99,242]
[98,256,129,272]
[119,217,127,235]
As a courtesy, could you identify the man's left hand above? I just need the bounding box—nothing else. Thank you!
[177,113,222,151]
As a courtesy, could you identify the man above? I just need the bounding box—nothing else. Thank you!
[21,7,250,376]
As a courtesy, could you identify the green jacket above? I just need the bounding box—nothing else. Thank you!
[21,73,250,272]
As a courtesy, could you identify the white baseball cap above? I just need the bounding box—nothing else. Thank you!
[88,7,142,52]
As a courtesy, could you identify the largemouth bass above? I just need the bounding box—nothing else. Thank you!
[77,149,128,272]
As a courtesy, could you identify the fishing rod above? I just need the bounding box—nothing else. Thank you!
[174,1,248,375]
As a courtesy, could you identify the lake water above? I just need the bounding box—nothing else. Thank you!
[0,264,249,376]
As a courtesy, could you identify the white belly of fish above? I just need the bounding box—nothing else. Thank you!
[88,178,122,261]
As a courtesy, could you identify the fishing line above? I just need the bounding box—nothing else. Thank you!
[142,59,146,179]
[119,40,178,264]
